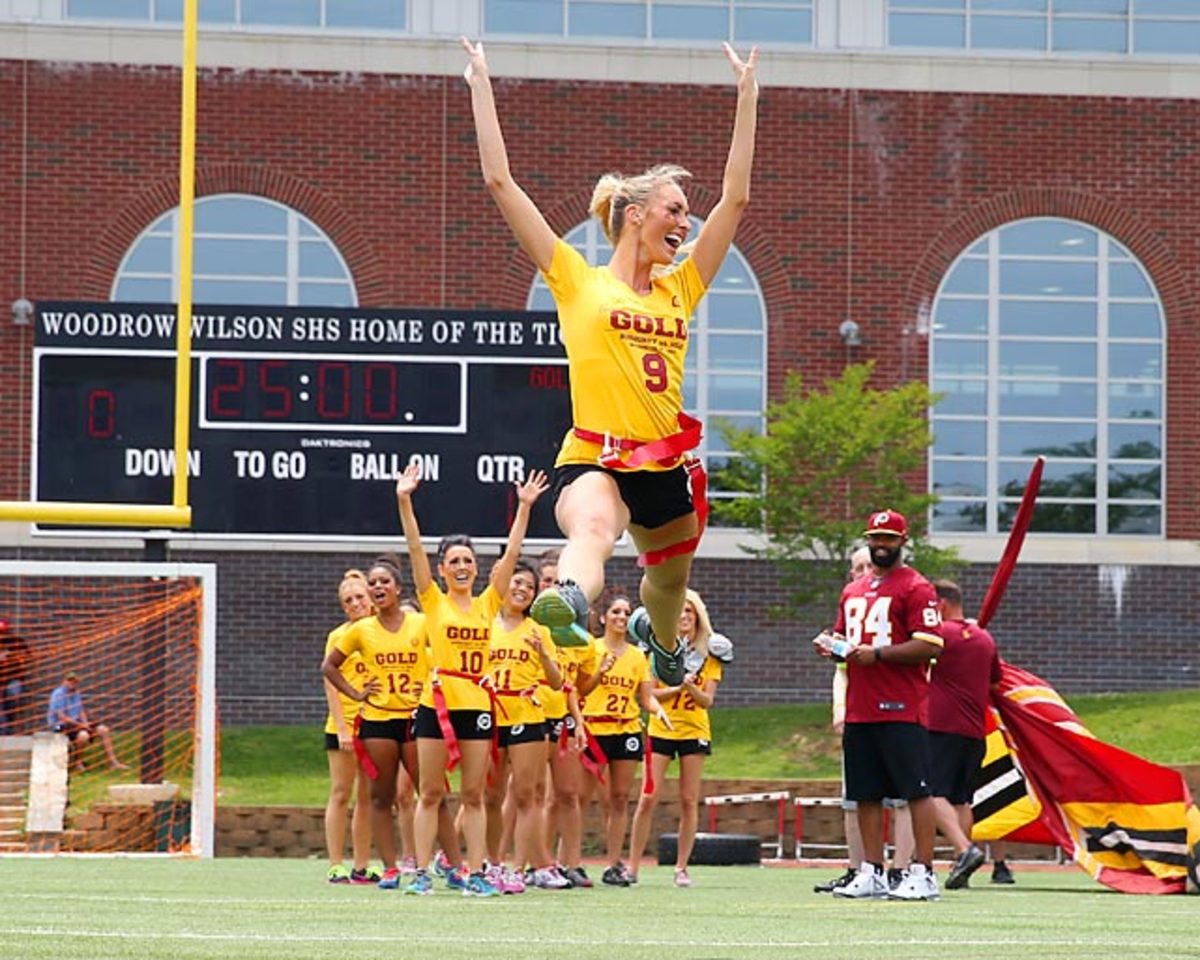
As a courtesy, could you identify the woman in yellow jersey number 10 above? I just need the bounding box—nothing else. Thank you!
[395,462,548,898]
[461,36,759,687]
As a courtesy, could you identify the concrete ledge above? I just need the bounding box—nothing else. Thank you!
[107,783,180,805]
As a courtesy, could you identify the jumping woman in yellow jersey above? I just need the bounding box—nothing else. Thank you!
[484,558,568,892]
[627,589,724,887]
[461,36,759,686]
[320,570,378,884]
[577,593,671,887]
[321,556,427,889]
[395,463,548,898]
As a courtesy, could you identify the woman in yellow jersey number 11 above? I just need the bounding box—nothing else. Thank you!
[461,36,759,686]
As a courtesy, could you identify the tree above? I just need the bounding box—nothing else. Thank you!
[714,362,960,623]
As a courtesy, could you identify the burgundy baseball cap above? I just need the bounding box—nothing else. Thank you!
[864,509,908,538]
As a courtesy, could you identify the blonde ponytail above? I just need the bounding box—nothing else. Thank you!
[589,164,692,247]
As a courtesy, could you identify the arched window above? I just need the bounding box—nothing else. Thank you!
[113,194,356,306]
[528,217,767,517]
[929,217,1165,536]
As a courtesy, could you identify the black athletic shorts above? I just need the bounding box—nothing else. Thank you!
[553,463,693,529]
[324,732,343,751]
[586,731,645,764]
[412,705,494,742]
[497,721,548,748]
[357,717,414,743]
[843,722,932,802]
[929,731,986,805]
[650,736,712,759]
[547,714,574,741]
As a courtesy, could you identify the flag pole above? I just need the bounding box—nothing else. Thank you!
[976,456,1044,629]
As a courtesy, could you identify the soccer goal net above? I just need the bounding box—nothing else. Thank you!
[0,560,216,857]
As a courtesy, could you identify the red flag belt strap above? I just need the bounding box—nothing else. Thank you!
[351,712,379,781]
[572,413,707,568]
[429,668,493,773]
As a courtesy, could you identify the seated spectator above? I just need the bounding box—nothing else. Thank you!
[46,672,128,771]
[0,621,32,735]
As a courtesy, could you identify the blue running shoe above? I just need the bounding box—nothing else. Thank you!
[531,581,590,647]
[446,868,468,891]
[628,606,685,685]
[376,866,402,890]
[463,871,500,898]
[432,850,454,878]
[403,870,434,896]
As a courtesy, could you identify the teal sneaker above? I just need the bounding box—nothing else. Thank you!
[628,607,684,685]
[532,581,591,647]
[404,870,434,896]
[463,870,500,898]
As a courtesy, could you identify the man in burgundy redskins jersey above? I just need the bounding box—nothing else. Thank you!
[929,579,1002,891]
[816,509,944,901]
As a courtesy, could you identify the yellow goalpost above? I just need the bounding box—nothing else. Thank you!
[0,1,200,529]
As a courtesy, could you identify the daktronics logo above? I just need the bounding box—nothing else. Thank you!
[609,310,687,341]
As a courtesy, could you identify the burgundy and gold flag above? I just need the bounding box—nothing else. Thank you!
[990,661,1200,895]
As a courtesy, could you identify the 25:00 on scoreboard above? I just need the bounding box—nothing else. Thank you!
[34,302,571,541]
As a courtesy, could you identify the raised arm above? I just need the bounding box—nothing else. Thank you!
[462,37,557,273]
[394,464,434,594]
[488,468,549,596]
[690,43,759,287]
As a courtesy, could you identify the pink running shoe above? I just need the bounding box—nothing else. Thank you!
[500,867,527,894]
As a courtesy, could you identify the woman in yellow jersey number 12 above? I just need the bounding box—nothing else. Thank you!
[461,36,759,687]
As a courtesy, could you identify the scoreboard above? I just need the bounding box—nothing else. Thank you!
[33,302,571,541]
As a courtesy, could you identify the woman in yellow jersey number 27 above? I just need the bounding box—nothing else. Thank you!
[461,37,759,686]
[396,463,548,898]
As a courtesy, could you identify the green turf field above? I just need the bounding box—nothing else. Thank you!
[3,859,1195,960]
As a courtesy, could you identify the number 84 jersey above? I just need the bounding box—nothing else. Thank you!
[833,566,943,726]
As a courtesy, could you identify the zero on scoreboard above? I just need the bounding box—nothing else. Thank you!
[33,302,571,541]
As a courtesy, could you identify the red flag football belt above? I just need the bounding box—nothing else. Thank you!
[351,713,379,781]
[579,716,654,795]
[572,413,708,568]
[430,668,495,774]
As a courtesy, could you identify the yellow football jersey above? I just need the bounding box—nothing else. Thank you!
[487,615,555,727]
[418,581,502,713]
[323,621,373,735]
[540,639,599,719]
[543,239,707,470]
[333,613,429,722]
[647,655,723,741]
[581,638,649,735]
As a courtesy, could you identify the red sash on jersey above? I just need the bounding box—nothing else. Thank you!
[351,713,379,781]
[572,412,708,567]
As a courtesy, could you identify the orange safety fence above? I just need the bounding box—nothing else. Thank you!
[0,575,205,853]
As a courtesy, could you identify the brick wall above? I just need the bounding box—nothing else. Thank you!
[2,61,1199,720]
[2,61,1200,529]
[1,546,1196,724]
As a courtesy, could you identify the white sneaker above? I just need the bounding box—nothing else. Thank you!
[532,866,571,889]
[888,862,940,901]
[832,863,888,899]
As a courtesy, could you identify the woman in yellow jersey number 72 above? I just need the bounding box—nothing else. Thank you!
[395,463,548,898]
[461,36,759,686]
[627,589,724,887]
